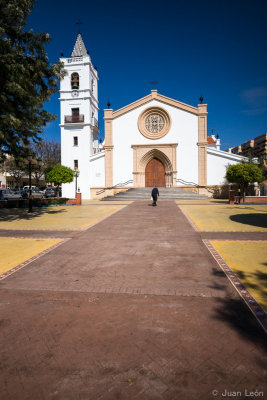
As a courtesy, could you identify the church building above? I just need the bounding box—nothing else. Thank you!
[60,34,246,199]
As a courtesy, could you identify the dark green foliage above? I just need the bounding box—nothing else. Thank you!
[0,0,65,159]
[226,163,263,201]
[45,165,74,186]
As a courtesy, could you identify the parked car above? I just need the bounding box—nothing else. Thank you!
[21,189,44,199]
[44,187,57,198]
[0,189,22,200]
[38,186,46,194]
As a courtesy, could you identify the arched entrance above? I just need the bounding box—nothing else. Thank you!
[145,158,166,187]
[132,145,177,187]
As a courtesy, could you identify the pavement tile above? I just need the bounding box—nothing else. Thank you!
[0,201,266,399]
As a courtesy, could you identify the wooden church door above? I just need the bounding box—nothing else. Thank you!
[145,158,166,187]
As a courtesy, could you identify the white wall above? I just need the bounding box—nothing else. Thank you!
[207,148,247,185]
[112,99,198,186]
[90,152,105,187]
[61,125,91,199]
[60,54,100,200]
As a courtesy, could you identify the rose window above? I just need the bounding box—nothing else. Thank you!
[138,107,171,140]
[145,114,165,133]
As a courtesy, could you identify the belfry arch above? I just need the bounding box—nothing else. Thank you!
[131,144,178,187]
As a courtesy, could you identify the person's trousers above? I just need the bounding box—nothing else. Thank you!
[152,195,157,206]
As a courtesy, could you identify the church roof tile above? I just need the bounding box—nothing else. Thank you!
[207,136,216,144]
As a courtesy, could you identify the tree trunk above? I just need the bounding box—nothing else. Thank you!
[242,184,247,203]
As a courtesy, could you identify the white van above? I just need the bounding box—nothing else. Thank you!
[23,185,37,190]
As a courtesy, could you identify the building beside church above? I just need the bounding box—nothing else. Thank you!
[227,132,267,166]
[60,34,247,199]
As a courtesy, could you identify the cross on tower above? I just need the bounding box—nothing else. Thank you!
[149,80,159,90]
[76,20,83,34]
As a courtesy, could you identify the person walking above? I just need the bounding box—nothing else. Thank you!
[151,187,159,206]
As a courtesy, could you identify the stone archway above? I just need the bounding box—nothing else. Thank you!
[131,144,177,187]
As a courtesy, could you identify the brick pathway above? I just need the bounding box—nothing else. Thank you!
[0,201,266,400]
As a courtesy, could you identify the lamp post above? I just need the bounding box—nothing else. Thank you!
[28,154,33,213]
[74,169,80,196]
[36,158,42,187]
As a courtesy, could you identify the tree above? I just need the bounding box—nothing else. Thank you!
[0,155,47,188]
[0,156,27,188]
[45,165,73,197]
[30,139,61,170]
[258,156,267,181]
[30,159,44,187]
[226,163,263,201]
[0,0,65,160]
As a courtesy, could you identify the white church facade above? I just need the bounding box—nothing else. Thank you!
[60,34,246,199]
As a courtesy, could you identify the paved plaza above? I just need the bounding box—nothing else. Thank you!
[0,200,266,400]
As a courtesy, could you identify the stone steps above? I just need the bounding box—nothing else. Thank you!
[101,187,209,201]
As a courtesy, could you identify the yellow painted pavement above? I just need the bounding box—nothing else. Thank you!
[180,204,267,231]
[0,237,62,275]
[0,204,126,231]
[210,241,267,311]
[176,199,228,204]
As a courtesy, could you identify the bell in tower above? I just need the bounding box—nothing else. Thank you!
[71,72,79,90]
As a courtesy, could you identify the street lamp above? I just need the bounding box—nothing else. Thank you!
[74,169,80,195]
[28,154,33,213]
[37,158,42,187]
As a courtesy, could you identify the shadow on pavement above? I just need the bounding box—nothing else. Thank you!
[230,213,267,229]
[207,267,228,291]
[0,207,66,222]
[212,263,267,354]
[211,265,267,353]
[213,297,267,352]
[236,265,267,311]
[210,200,229,204]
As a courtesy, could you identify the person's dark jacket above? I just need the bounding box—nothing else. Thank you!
[151,187,159,197]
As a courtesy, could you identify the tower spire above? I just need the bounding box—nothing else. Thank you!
[71,32,88,57]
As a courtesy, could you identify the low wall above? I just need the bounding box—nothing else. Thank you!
[66,192,82,205]
[177,185,230,198]
[234,196,267,204]
[66,199,77,205]
[177,186,199,194]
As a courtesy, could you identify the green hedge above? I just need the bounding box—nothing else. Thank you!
[0,198,70,208]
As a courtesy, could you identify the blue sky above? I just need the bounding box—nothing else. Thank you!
[27,0,267,149]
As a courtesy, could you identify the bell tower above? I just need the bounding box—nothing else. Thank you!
[59,33,99,199]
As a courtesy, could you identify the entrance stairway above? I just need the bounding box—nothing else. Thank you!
[101,187,209,201]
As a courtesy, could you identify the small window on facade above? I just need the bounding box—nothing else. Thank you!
[71,73,79,90]
[73,137,78,146]
[72,108,79,116]
[74,160,78,170]
[91,79,94,92]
